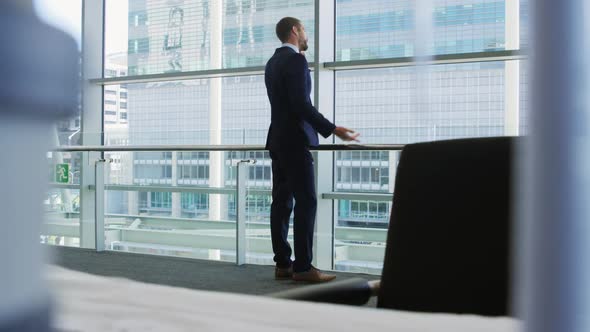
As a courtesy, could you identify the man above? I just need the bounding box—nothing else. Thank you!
[265,17,360,283]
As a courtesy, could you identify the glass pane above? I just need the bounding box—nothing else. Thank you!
[105,0,212,76]
[99,150,275,263]
[334,198,389,274]
[432,0,506,54]
[335,61,520,144]
[222,0,315,68]
[336,0,509,61]
[104,73,302,146]
[43,152,83,248]
[103,150,236,261]
[104,79,211,146]
[103,73,312,147]
[333,147,396,274]
[105,0,315,76]
[104,84,129,127]
[221,75,270,144]
[336,0,414,61]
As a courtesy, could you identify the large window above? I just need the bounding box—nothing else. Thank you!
[45,0,527,274]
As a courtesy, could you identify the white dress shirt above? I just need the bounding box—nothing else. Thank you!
[281,42,300,53]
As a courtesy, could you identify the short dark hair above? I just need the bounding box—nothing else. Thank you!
[275,17,301,43]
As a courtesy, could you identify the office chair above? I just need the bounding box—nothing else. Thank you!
[272,137,515,316]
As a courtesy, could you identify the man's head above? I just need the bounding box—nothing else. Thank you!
[275,17,308,52]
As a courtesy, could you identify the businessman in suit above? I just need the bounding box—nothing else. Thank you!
[265,17,360,283]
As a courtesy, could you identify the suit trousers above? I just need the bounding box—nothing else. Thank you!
[269,147,317,273]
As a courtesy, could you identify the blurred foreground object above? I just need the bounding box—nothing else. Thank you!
[0,1,79,331]
[517,0,590,331]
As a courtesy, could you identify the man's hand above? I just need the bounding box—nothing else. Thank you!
[333,126,360,142]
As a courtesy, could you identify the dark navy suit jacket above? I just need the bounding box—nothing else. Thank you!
[265,46,335,151]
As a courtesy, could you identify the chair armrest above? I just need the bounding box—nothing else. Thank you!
[269,278,380,306]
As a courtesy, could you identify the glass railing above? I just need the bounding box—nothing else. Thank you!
[43,150,82,247]
[44,144,402,275]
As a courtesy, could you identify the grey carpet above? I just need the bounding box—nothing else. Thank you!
[47,246,379,306]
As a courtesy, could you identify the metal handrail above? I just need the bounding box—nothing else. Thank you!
[53,144,405,152]
[324,50,526,70]
[89,50,525,85]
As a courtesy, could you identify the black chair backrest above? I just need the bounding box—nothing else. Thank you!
[377,137,515,316]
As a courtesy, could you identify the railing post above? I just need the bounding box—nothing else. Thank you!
[314,0,336,271]
[314,151,335,270]
[95,159,107,252]
[236,159,254,265]
[79,0,104,249]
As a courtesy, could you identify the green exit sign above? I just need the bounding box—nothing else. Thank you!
[55,164,70,184]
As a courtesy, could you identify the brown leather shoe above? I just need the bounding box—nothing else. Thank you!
[275,265,293,279]
[292,266,336,283]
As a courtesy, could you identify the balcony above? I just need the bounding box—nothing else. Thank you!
[44,144,402,275]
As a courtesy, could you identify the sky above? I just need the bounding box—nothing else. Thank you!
[34,0,129,54]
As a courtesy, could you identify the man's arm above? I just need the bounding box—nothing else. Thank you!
[285,54,360,142]
[285,54,335,138]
